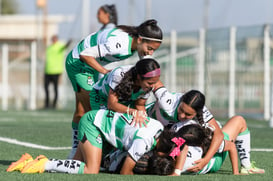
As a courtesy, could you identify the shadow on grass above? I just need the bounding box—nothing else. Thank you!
[0,160,13,166]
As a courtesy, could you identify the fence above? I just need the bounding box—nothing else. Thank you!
[1,24,273,125]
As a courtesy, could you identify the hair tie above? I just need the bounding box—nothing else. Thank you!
[142,68,161,78]
[169,137,185,159]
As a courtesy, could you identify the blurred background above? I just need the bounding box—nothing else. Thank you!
[1,0,273,124]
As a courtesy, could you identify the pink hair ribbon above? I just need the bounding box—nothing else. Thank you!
[142,68,161,78]
[169,137,186,159]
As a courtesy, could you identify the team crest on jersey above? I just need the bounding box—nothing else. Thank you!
[87,76,94,85]
[96,134,102,144]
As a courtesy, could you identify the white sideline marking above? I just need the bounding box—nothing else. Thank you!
[0,137,71,150]
[251,148,273,152]
[1,136,273,152]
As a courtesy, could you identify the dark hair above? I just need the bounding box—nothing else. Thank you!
[181,90,205,126]
[176,124,213,157]
[148,154,175,175]
[114,58,160,101]
[101,4,118,26]
[155,126,177,155]
[176,124,206,147]
[117,19,163,42]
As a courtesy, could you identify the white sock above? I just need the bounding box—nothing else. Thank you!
[235,129,251,168]
[67,128,79,159]
[45,159,83,174]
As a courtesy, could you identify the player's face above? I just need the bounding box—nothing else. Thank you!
[177,102,197,121]
[137,75,160,92]
[97,8,109,24]
[137,39,161,57]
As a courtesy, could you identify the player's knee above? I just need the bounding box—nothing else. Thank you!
[83,165,99,174]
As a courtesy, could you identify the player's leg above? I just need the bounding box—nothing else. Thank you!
[222,115,264,174]
[80,139,102,174]
[67,88,91,159]
[221,115,247,142]
[43,140,100,174]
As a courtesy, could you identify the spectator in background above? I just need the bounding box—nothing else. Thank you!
[44,35,71,109]
[97,4,118,30]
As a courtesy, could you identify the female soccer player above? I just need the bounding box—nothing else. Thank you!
[66,19,163,158]
[146,81,224,173]
[90,58,161,127]
[172,114,265,175]
[97,4,118,30]
[103,124,212,175]
[7,109,179,175]
[147,81,264,174]
[67,58,161,159]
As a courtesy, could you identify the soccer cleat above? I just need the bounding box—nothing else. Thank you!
[240,161,265,174]
[21,155,49,173]
[6,153,33,172]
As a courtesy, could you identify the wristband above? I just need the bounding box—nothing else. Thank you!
[174,168,182,175]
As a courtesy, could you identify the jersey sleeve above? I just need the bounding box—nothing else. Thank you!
[154,87,179,114]
[182,146,203,173]
[202,106,214,123]
[99,35,130,57]
[108,66,132,90]
[127,139,152,162]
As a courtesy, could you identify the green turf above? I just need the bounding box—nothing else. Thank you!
[0,110,272,181]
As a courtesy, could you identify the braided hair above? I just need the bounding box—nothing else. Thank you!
[180,90,205,126]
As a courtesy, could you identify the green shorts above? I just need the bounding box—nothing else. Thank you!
[89,89,108,110]
[207,132,229,173]
[65,52,99,92]
[78,110,115,155]
[78,110,102,148]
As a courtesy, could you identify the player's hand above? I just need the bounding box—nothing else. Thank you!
[187,158,207,172]
[131,110,148,128]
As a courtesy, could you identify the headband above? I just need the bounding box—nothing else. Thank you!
[142,68,161,78]
[139,35,162,42]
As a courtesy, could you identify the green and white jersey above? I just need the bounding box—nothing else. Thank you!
[181,146,203,173]
[147,87,214,126]
[72,28,134,66]
[93,110,164,161]
[93,65,151,101]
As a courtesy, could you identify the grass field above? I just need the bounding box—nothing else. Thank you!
[0,109,273,181]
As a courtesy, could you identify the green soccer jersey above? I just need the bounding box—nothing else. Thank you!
[80,110,164,161]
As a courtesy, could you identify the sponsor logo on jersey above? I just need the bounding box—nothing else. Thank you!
[116,42,121,49]
[166,99,172,105]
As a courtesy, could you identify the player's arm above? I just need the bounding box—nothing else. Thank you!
[107,89,133,113]
[107,89,148,127]
[187,118,224,172]
[171,145,189,176]
[153,81,178,113]
[79,47,109,74]
[224,140,240,175]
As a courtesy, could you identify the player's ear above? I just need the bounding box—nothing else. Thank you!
[137,37,142,44]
